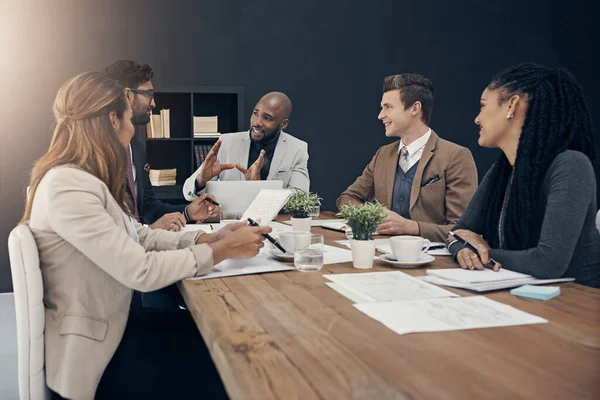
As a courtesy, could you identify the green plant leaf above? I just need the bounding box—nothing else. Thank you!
[283,190,322,218]
[336,201,387,240]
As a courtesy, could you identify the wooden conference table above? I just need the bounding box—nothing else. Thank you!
[179,213,600,400]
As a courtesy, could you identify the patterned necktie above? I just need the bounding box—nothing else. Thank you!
[126,149,139,221]
[399,146,410,173]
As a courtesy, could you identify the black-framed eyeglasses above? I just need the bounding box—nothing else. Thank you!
[131,88,155,100]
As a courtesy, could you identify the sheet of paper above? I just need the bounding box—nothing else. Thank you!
[419,275,575,292]
[354,296,547,335]
[335,239,451,256]
[283,219,347,227]
[325,282,373,303]
[241,189,293,226]
[268,221,292,233]
[426,268,531,283]
[322,244,356,265]
[324,271,459,303]
[180,223,213,233]
[320,221,348,232]
[186,251,293,280]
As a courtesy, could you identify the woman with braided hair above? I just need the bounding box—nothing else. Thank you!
[448,63,600,288]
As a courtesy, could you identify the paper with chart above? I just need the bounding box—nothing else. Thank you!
[354,296,547,335]
[186,246,293,280]
[324,271,459,303]
[241,189,293,226]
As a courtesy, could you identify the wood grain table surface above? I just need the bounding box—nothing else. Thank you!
[179,213,600,400]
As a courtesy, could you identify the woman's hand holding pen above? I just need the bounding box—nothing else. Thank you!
[209,225,273,265]
[450,229,501,272]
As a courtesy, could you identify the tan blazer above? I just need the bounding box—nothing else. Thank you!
[336,131,478,242]
[28,166,215,400]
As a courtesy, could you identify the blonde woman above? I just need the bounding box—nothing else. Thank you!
[21,72,270,399]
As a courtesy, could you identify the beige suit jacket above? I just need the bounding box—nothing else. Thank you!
[336,131,478,242]
[28,166,215,400]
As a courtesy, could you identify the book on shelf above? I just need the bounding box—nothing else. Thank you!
[146,114,164,138]
[149,168,176,186]
[160,109,170,138]
[193,132,220,139]
[193,144,215,169]
[193,116,218,133]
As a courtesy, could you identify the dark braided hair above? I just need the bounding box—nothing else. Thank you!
[481,63,595,250]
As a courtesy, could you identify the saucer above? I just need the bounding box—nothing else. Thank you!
[269,249,295,262]
[379,253,435,268]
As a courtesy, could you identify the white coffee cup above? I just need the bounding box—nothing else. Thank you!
[278,231,311,254]
[389,236,430,262]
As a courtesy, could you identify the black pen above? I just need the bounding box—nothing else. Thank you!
[203,197,220,207]
[428,244,446,250]
[448,231,497,267]
[186,189,219,206]
[247,218,287,253]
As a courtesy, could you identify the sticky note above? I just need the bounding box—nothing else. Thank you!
[510,285,560,301]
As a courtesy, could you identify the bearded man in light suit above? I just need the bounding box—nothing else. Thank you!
[183,92,309,199]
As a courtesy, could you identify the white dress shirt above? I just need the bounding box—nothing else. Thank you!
[398,128,432,171]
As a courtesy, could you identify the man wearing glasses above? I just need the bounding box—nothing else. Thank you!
[105,60,217,231]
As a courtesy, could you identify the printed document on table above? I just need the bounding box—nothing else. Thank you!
[186,248,293,280]
[323,271,459,303]
[420,275,574,292]
[354,296,547,335]
[426,268,531,283]
[241,189,293,226]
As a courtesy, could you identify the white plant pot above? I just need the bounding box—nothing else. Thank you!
[290,217,312,232]
[350,239,376,269]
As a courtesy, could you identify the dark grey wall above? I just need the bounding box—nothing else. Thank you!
[1,0,598,292]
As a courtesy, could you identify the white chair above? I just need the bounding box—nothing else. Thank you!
[8,223,50,400]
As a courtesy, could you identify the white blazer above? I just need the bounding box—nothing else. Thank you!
[183,131,309,200]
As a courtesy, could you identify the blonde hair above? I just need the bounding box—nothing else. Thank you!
[21,72,130,222]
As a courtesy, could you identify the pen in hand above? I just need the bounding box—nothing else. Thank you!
[247,218,286,253]
[203,197,220,207]
[448,231,497,268]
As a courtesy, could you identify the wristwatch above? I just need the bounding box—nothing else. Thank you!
[183,205,195,224]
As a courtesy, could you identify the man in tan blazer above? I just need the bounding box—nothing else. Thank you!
[337,74,477,242]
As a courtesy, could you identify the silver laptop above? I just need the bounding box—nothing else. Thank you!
[205,180,284,214]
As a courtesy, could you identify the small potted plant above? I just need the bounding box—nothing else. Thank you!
[284,191,322,232]
[337,201,387,269]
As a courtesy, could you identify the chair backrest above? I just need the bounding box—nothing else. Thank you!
[8,223,50,400]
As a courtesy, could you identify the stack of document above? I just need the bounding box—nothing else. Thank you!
[421,268,574,292]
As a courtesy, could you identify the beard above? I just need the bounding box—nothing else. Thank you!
[250,126,281,143]
[131,99,151,125]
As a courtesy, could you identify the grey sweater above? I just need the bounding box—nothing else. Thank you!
[450,150,600,288]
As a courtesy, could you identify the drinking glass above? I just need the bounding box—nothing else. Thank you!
[294,234,324,272]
